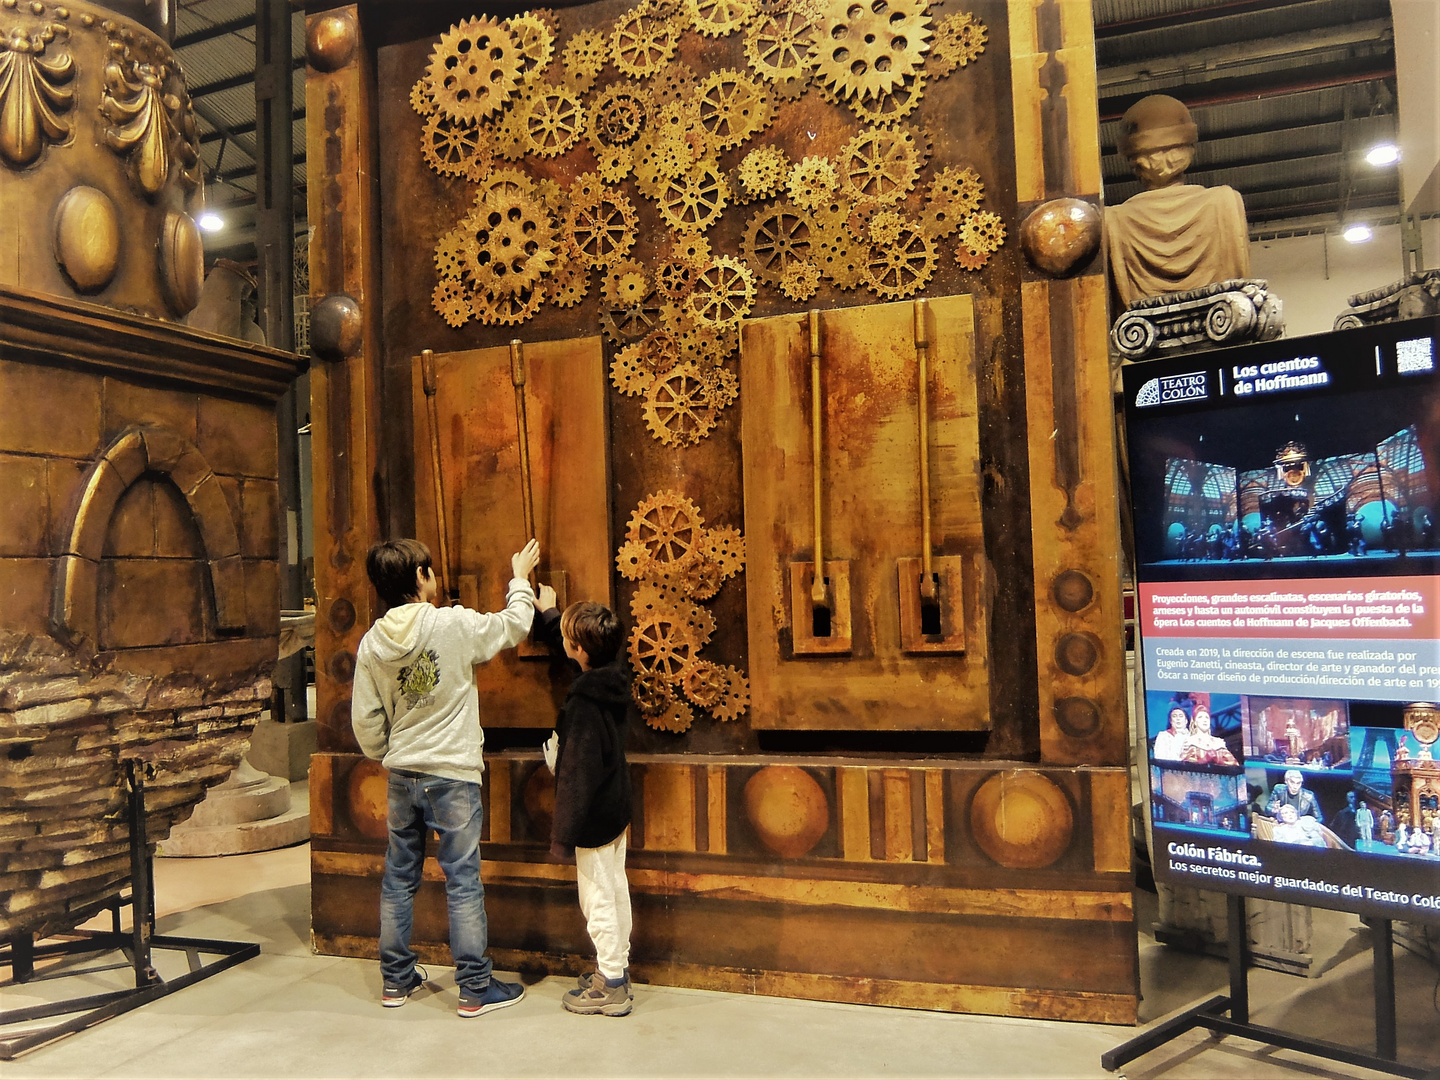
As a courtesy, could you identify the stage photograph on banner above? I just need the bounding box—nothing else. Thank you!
[1125,315,1440,924]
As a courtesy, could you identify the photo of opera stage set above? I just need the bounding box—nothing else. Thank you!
[1242,696,1351,770]
[1245,765,1356,850]
[1350,704,1440,861]
[1146,691,1243,766]
[1150,764,1248,837]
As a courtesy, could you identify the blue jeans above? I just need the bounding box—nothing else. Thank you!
[379,771,492,993]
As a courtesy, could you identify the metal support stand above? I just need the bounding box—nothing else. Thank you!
[0,760,259,1059]
[1102,895,1428,1078]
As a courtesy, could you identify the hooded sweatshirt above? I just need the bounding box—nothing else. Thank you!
[350,577,535,784]
[551,659,633,853]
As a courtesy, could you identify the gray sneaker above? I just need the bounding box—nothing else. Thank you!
[563,979,632,1016]
[575,970,632,998]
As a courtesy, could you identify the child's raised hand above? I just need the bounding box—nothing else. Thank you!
[511,538,541,580]
[535,583,557,611]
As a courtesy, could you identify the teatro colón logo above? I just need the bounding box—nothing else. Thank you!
[1135,371,1209,407]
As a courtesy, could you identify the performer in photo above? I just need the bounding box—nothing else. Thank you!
[1267,769,1320,819]
[1356,798,1375,843]
[1182,704,1238,766]
[1272,803,1327,848]
[1153,704,1190,761]
[1329,791,1361,848]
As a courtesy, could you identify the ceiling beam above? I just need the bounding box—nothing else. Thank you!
[191,56,305,102]
[174,14,256,48]
[1099,62,1396,122]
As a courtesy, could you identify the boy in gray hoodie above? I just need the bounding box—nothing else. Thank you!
[351,536,539,1017]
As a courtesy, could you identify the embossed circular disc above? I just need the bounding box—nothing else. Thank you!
[1055,632,1100,676]
[1019,197,1102,277]
[159,211,204,315]
[329,649,356,682]
[1051,569,1094,613]
[53,186,121,292]
[1054,696,1102,738]
[329,697,352,731]
[307,12,357,71]
[310,293,364,361]
[328,597,356,633]
[346,757,389,839]
[969,770,1074,869]
[743,765,830,859]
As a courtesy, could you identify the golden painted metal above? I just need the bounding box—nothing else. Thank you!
[418,348,453,601]
[52,185,120,291]
[306,10,357,72]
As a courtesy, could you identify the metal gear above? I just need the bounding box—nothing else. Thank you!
[432,278,469,328]
[647,699,694,733]
[490,88,534,161]
[868,208,908,246]
[712,666,750,721]
[644,363,721,446]
[685,256,756,328]
[811,210,866,289]
[809,0,932,104]
[681,556,725,601]
[421,113,488,178]
[673,312,733,368]
[686,0,754,37]
[694,69,773,151]
[561,28,609,92]
[600,266,663,344]
[957,209,1006,254]
[627,491,704,568]
[955,245,989,271]
[845,70,924,125]
[650,60,697,105]
[632,669,674,716]
[680,659,726,706]
[658,162,731,234]
[522,85,586,157]
[864,224,938,299]
[434,228,477,280]
[591,83,651,148]
[737,145,789,201]
[786,156,838,211]
[460,190,558,297]
[616,538,651,580]
[610,9,681,79]
[744,10,814,84]
[699,525,745,577]
[779,260,821,300]
[504,13,556,83]
[547,238,591,307]
[741,202,813,285]
[596,144,633,184]
[565,186,639,267]
[410,78,436,116]
[931,11,987,75]
[602,259,649,308]
[926,166,984,224]
[611,344,654,397]
[671,234,713,266]
[426,16,524,123]
[629,602,713,680]
[639,327,682,374]
[476,165,539,204]
[657,256,699,301]
[838,125,927,205]
[473,285,544,325]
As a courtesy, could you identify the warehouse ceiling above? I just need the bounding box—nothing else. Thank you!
[177,0,1404,261]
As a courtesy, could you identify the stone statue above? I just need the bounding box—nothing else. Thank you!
[1106,95,1281,361]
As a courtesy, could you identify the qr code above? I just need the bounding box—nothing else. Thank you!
[1396,337,1434,374]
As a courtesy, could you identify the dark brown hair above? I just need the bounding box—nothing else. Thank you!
[365,539,432,608]
[560,601,622,667]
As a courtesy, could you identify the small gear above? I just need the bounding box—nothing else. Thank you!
[611,345,654,397]
[591,82,651,148]
[569,170,606,206]
[421,113,488,178]
[627,491,705,568]
[674,313,733,368]
[811,214,866,290]
[639,327,682,374]
[838,125,927,205]
[505,13,556,82]
[631,580,686,620]
[602,259,649,307]
[657,256,699,301]
[864,224,938,299]
[595,144,632,184]
[631,134,692,199]
[701,365,740,408]
[787,156,838,211]
[955,245,989,271]
[846,70,925,126]
[737,144,789,201]
[712,666,750,721]
[629,602,713,679]
[460,190,558,297]
[561,28,609,91]
[477,166,539,204]
[779,260,821,300]
[742,202,813,285]
[644,363,721,446]
[632,669,674,716]
[650,60,698,104]
[744,10,814,85]
[671,235,713,266]
[681,555,725,600]
[810,0,932,104]
[566,186,640,267]
[426,16,524,123]
[434,228,477,280]
[924,165,985,238]
[547,238,591,307]
[699,525,745,577]
[522,86,586,157]
[658,162,730,234]
[491,88,535,161]
[410,78,436,116]
[600,266,663,344]
[616,538,651,579]
[647,699,694,733]
[686,0,755,38]
[680,659,726,706]
[931,11,987,75]
[868,209,908,246]
[611,9,681,79]
[432,278,469,328]
[686,255,756,328]
[694,68,774,151]
[957,209,1006,254]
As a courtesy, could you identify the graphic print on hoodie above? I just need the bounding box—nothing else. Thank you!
[398,649,440,710]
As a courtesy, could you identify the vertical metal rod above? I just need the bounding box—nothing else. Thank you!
[1227,892,1248,1025]
[1373,918,1397,1060]
[124,761,156,987]
[11,932,34,983]
[914,299,936,600]
[510,339,537,548]
[809,310,828,607]
[420,350,454,602]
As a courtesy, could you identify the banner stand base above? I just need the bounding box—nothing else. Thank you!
[1102,895,1436,1079]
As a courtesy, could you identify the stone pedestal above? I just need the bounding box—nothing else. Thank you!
[246,717,318,782]
[1334,269,1440,329]
[158,758,310,857]
[1112,279,1284,362]
[1154,881,1314,975]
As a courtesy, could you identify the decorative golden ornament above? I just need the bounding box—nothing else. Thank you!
[744,10,814,85]
[969,771,1074,869]
[504,12,555,83]
[838,125,926,205]
[956,209,1006,255]
[658,160,730,234]
[157,210,203,315]
[629,602,712,680]
[810,0,932,103]
[610,8,680,79]
[741,201,813,284]
[863,223,936,299]
[306,11,357,72]
[1019,197,1102,277]
[743,765,828,857]
[644,363,720,446]
[100,28,201,197]
[425,16,523,123]
[685,255,755,327]
[694,67,772,151]
[346,758,390,840]
[0,20,74,167]
[931,11,987,75]
[680,659,726,707]
[52,185,119,292]
[778,260,821,301]
[521,85,586,157]
[627,490,704,568]
[560,27,608,92]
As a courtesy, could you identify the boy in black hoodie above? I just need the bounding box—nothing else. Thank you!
[533,591,634,1017]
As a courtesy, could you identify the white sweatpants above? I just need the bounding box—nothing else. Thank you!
[575,832,631,980]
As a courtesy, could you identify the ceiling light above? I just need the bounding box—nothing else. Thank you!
[1365,143,1400,167]
[1343,224,1373,244]
[198,211,224,233]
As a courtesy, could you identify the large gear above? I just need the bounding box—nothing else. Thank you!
[839,126,927,205]
[522,86,586,157]
[931,11,987,75]
[658,162,730,235]
[504,13,556,83]
[644,363,721,446]
[686,0,754,37]
[744,10,814,85]
[680,659,726,707]
[686,255,756,327]
[629,602,714,680]
[957,209,1006,254]
[699,525,745,577]
[712,666,750,721]
[631,668,674,716]
[810,0,932,104]
[426,16,524,123]
[610,9,681,79]
[741,202,813,285]
[591,83,651,148]
[737,145,789,201]
[845,70,924,126]
[565,186,640,267]
[627,491,704,568]
[647,699,695,734]
[561,28,609,91]
[694,69,773,151]
[864,224,938,299]
[421,113,489,178]
[779,260,821,300]
[473,285,545,326]
[461,190,558,297]
[787,156,838,210]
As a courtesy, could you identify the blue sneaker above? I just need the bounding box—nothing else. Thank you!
[381,966,427,1008]
[457,978,525,1018]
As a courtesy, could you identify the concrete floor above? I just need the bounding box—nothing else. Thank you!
[3,840,1438,1079]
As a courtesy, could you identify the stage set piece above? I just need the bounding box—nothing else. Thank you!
[304,0,1137,1022]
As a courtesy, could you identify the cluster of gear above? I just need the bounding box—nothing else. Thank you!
[414,3,997,425]
[616,491,748,731]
